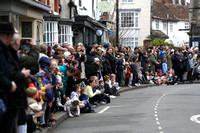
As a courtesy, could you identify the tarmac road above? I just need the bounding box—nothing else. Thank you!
[52,84,200,133]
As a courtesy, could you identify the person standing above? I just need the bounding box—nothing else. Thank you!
[85,46,95,79]
[105,48,116,74]
[8,31,31,133]
[0,22,17,133]
[116,53,125,86]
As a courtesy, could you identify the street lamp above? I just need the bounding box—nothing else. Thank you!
[190,20,197,47]
[116,0,119,48]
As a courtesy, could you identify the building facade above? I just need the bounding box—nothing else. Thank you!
[152,0,189,47]
[0,0,110,47]
[0,0,51,43]
[119,0,151,49]
[189,0,200,48]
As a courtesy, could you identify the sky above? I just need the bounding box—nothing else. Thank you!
[186,0,190,3]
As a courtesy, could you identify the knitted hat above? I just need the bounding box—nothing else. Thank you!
[103,43,109,48]
[94,58,100,63]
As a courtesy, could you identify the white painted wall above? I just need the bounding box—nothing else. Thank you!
[75,0,101,20]
[152,19,189,47]
[119,0,151,48]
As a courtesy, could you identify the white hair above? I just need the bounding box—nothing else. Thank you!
[10,33,20,45]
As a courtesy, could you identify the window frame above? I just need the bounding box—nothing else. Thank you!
[170,22,173,32]
[185,22,189,30]
[43,21,58,46]
[163,21,167,31]
[121,0,134,3]
[120,11,139,28]
[59,25,73,45]
[120,37,139,50]
[156,20,159,30]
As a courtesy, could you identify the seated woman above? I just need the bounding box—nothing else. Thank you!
[85,79,106,105]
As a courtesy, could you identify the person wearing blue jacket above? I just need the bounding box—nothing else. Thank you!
[162,58,168,73]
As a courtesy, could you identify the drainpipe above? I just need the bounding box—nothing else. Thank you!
[116,0,119,48]
[167,13,169,36]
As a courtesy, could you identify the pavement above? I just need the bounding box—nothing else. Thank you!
[38,80,200,133]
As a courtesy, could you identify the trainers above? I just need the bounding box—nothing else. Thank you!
[134,84,139,87]
[128,84,132,87]
[110,95,116,98]
[69,113,74,117]
[100,101,106,105]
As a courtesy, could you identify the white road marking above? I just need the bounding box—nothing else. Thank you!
[98,106,110,114]
[190,115,200,123]
[154,93,166,133]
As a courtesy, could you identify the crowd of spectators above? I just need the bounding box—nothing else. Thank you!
[1,22,200,133]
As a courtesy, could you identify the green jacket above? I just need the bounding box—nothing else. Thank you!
[20,45,39,69]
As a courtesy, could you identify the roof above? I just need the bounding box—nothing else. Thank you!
[152,30,169,39]
[152,1,189,21]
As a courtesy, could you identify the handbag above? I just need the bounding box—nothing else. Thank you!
[97,70,103,80]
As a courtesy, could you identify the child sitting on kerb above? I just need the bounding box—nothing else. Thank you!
[64,96,80,117]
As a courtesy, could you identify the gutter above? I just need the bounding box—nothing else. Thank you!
[20,0,51,13]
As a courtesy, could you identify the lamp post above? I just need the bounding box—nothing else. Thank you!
[190,21,197,48]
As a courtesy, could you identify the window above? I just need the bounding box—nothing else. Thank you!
[156,20,159,29]
[120,11,139,28]
[59,25,73,45]
[22,22,32,38]
[185,22,189,29]
[43,21,58,46]
[170,23,173,32]
[163,22,167,30]
[120,37,138,50]
[121,0,133,2]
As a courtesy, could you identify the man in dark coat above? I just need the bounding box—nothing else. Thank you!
[116,53,125,86]
[85,46,95,79]
[102,56,112,76]
[173,49,185,82]
[105,48,116,74]
[0,22,17,133]
[8,32,31,132]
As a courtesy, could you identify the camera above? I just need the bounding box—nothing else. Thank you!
[80,48,84,52]
[20,39,31,51]
[28,74,37,82]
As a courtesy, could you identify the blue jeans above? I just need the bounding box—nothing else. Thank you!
[84,100,92,110]
[40,102,47,124]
